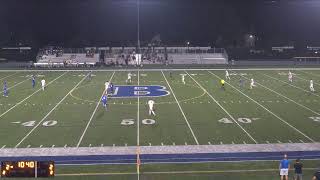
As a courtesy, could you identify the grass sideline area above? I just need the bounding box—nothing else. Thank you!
[3,160,320,179]
[0,68,320,179]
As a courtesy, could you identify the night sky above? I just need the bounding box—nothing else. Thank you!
[0,0,319,47]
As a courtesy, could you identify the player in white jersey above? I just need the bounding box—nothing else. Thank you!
[41,79,46,91]
[250,78,256,89]
[105,81,110,93]
[182,74,186,85]
[225,70,230,80]
[288,71,293,83]
[126,72,132,84]
[148,99,156,116]
[310,79,315,92]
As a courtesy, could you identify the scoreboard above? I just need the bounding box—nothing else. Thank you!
[1,161,54,178]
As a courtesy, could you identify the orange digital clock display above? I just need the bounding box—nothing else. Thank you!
[1,161,54,178]
[17,161,35,168]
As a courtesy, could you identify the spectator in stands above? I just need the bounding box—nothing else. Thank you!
[279,154,291,180]
[294,159,303,180]
[313,169,320,180]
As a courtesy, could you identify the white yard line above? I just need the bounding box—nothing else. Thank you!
[137,70,140,146]
[262,73,320,98]
[0,72,19,81]
[137,70,140,180]
[161,70,199,145]
[185,71,257,144]
[76,71,115,147]
[15,72,90,148]
[0,72,68,119]
[209,71,316,142]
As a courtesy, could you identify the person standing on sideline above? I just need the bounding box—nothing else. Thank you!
[279,154,291,180]
[294,159,303,180]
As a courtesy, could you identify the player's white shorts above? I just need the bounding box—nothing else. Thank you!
[280,168,289,176]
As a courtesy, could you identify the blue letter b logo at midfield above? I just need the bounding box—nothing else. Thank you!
[110,85,170,98]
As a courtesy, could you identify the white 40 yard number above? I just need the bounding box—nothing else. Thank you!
[13,120,58,127]
[218,117,260,124]
[121,119,156,126]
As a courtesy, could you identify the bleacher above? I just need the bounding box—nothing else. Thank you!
[33,46,228,67]
[103,46,228,65]
[34,47,99,68]
[168,52,228,65]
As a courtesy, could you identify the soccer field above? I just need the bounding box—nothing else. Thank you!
[0,68,320,179]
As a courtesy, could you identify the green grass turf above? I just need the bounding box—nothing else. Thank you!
[0,69,320,179]
[0,69,319,147]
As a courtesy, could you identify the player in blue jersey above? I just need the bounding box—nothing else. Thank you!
[109,82,114,94]
[32,75,36,88]
[101,94,108,110]
[3,81,8,97]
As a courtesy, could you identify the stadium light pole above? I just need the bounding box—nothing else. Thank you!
[137,0,141,54]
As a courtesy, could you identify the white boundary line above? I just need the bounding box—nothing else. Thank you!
[0,68,320,72]
[0,72,19,81]
[0,72,68,120]
[209,71,316,142]
[161,70,199,145]
[15,72,90,148]
[55,158,320,166]
[137,70,140,180]
[76,71,116,147]
[185,71,257,144]
[262,73,320,98]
